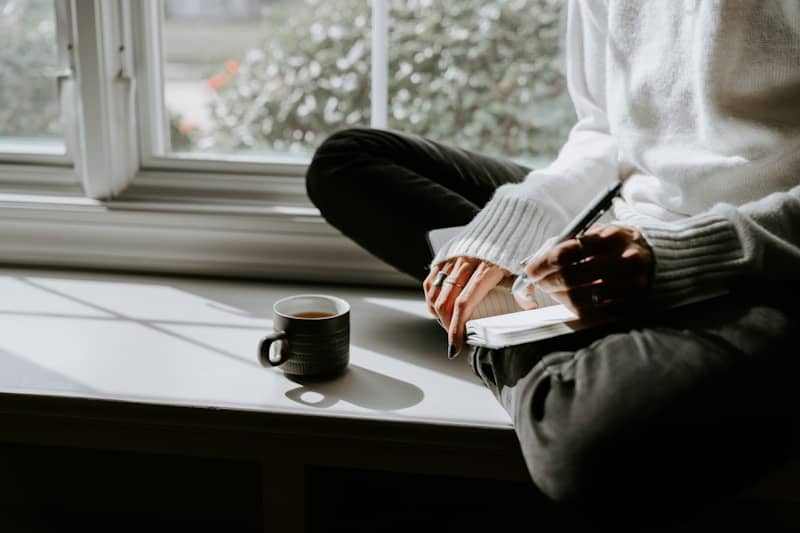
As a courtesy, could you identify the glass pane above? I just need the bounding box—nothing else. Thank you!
[162,0,371,161]
[387,0,574,166]
[0,0,65,155]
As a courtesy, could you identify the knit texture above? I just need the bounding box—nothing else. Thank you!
[637,214,743,306]
[431,186,563,274]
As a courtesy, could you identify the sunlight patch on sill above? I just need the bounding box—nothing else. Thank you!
[363,296,431,320]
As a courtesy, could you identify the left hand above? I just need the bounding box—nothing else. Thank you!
[423,256,512,358]
[523,224,655,317]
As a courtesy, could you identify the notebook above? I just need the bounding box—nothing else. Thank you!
[465,304,591,349]
[426,225,728,349]
[464,289,729,349]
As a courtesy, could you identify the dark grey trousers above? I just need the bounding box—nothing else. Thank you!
[306,128,800,528]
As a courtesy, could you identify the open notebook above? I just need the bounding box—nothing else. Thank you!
[427,225,728,349]
[465,304,599,349]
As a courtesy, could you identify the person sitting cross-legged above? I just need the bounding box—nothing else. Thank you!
[306,0,800,526]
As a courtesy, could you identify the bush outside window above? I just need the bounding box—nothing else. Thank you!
[162,0,574,166]
[0,0,574,166]
[0,0,64,153]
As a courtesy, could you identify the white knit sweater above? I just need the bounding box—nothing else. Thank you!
[432,0,800,308]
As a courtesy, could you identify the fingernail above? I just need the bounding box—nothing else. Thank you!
[448,343,458,359]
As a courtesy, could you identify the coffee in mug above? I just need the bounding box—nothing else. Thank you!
[259,294,350,378]
[292,311,335,319]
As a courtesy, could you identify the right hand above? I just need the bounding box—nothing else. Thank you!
[523,225,654,317]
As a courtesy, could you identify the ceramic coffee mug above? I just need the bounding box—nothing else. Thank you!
[258,294,350,378]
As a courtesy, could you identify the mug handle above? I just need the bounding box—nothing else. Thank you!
[258,331,288,367]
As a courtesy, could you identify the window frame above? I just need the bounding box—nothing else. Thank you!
[0,0,411,287]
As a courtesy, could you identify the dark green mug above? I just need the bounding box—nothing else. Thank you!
[258,294,350,378]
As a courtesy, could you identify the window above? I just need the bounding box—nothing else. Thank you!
[387,0,572,167]
[0,0,572,285]
[159,1,372,162]
[140,0,572,168]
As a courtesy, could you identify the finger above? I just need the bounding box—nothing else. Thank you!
[448,263,506,358]
[527,224,643,282]
[425,260,454,318]
[434,257,479,330]
[550,278,644,317]
[423,264,440,306]
[423,262,440,289]
[581,222,606,236]
[525,238,589,281]
[536,251,644,293]
[573,225,631,255]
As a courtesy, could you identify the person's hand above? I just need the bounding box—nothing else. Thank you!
[523,224,654,317]
[511,236,558,311]
[424,257,512,358]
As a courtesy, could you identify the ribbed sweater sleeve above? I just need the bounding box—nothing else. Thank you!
[430,0,620,274]
[637,184,800,307]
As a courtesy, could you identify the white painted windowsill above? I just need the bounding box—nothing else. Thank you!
[0,266,512,431]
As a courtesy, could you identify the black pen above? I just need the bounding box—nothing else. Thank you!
[511,180,623,297]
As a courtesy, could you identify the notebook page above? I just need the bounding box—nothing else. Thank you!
[466,304,581,349]
[470,287,520,319]
[470,304,577,330]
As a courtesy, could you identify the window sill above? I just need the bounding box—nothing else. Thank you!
[0,185,416,288]
[0,265,511,429]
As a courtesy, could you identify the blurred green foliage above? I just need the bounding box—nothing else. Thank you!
[0,0,575,161]
[208,0,575,161]
[0,0,61,139]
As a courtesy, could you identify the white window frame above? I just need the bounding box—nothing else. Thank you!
[0,0,412,287]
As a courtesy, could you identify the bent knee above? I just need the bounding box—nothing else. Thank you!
[305,128,376,210]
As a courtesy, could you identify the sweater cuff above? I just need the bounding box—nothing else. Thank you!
[430,185,565,274]
[638,214,744,308]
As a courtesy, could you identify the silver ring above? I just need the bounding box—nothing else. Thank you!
[432,271,447,288]
[444,278,465,289]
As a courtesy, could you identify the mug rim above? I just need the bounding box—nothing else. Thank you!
[272,293,350,320]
